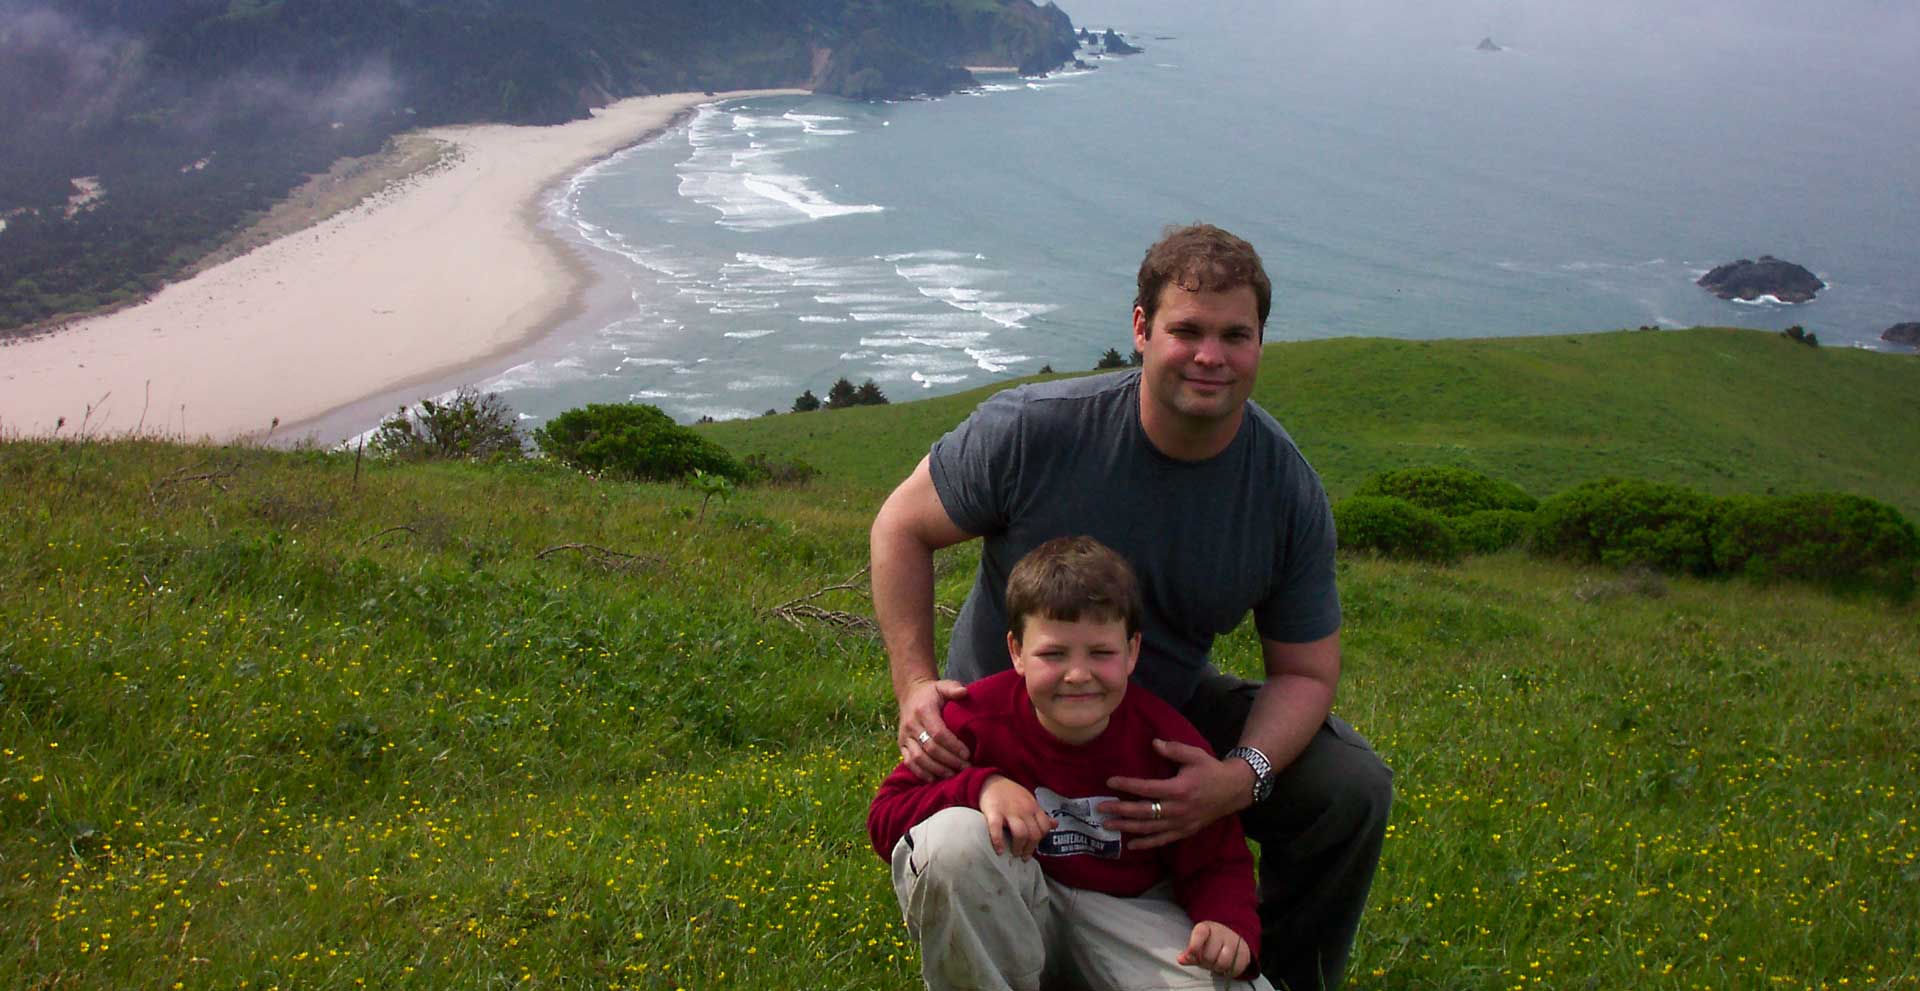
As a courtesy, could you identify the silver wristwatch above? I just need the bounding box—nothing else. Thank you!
[1225,745,1276,803]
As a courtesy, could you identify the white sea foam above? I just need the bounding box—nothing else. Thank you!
[741,174,884,221]
[858,329,993,349]
[849,312,989,331]
[1730,294,1793,306]
[708,300,782,314]
[725,374,790,391]
[816,292,917,306]
[891,259,1055,329]
[629,390,678,400]
[619,357,679,367]
[678,106,885,229]
[882,250,985,262]
[723,329,779,339]
[683,404,760,422]
[965,346,1030,373]
[799,315,849,324]
[911,370,972,387]
[874,351,976,373]
[734,252,824,275]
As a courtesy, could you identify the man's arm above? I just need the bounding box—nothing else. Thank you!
[1105,631,1340,849]
[871,455,980,779]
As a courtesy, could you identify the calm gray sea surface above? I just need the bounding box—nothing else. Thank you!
[488,0,1920,426]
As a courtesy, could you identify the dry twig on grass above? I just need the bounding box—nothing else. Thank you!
[359,524,420,548]
[148,460,240,503]
[535,542,661,575]
[765,566,880,636]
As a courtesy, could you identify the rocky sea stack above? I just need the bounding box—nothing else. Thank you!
[1101,29,1144,55]
[1477,37,1504,52]
[1882,323,1920,346]
[1696,256,1825,303]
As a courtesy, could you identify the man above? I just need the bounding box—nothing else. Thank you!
[870,223,1392,991]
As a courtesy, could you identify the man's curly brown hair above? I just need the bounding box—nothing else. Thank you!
[1133,223,1272,336]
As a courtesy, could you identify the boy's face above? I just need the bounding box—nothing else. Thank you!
[1006,614,1140,745]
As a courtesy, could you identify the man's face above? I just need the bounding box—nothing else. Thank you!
[1132,282,1263,429]
[1007,614,1140,745]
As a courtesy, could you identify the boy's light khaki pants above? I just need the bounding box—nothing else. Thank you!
[890,808,1277,991]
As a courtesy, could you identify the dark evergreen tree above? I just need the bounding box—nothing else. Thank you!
[854,379,888,405]
[1095,348,1128,369]
[825,377,858,409]
[791,389,821,413]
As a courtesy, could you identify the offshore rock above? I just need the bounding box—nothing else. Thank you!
[1102,29,1144,55]
[1477,37,1504,52]
[1882,323,1920,346]
[1696,256,1825,303]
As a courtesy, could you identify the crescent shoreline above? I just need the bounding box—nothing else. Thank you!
[0,89,808,444]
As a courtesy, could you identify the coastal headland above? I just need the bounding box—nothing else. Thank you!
[0,90,803,443]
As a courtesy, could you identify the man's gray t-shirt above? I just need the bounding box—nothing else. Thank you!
[928,370,1341,708]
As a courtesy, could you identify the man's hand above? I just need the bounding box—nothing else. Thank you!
[979,775,1056,859]
[1178,920,1251,978]
[897,678,972,780]
[1102,739,1254,850]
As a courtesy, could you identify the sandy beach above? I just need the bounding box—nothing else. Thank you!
[0,89,803,443]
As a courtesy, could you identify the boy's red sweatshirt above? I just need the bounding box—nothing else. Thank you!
[868,669,1261,958]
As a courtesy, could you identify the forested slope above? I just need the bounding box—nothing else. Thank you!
[0,0,1079,333]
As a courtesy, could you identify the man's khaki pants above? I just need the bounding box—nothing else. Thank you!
[890,808,1276,991]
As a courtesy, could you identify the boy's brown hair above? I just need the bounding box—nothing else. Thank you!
[1005,536,1144,641]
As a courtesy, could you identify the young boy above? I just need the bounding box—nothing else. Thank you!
[869,536,1274,991]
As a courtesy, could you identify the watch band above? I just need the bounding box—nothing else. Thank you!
[1225,745,1275,803]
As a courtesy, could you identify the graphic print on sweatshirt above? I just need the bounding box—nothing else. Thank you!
[1034,787,1122,859]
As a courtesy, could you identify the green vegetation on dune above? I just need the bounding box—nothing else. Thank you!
[705,327,1920,518]
[5,332,1918,988]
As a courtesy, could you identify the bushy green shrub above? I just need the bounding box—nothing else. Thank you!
[533,403,745,483]
[1530,478,1724,575]
[742,453,819,487]
[1334,495,1461,563]
[1712,492,1919,595]
[369,387,522,461]
[1355,465,1538,516]
[1454,508,1534,554]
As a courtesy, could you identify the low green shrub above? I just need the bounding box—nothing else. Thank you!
[1455,508,1534,554]
[1530,478,1724,575]
[1355,465,1538,516]
[1334,495,1461,563]
[743,453,820,486]
[1713,492,1919,595]
[369,387,522,461]
[534,403,745,483]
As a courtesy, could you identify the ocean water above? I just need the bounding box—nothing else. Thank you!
[483,0,1920,427]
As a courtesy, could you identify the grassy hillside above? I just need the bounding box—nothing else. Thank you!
[705,327,1920,517]
[4,331,1917,989]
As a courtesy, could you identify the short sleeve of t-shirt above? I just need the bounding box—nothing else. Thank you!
[927,386,1026,537]
[1253,461,1341,644]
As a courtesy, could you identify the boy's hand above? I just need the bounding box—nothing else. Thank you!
[1178,920,1251,978]
[979,775,1056,859]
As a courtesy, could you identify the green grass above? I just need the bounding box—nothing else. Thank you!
[705,327,1920,517]
[4,329,1917,990]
